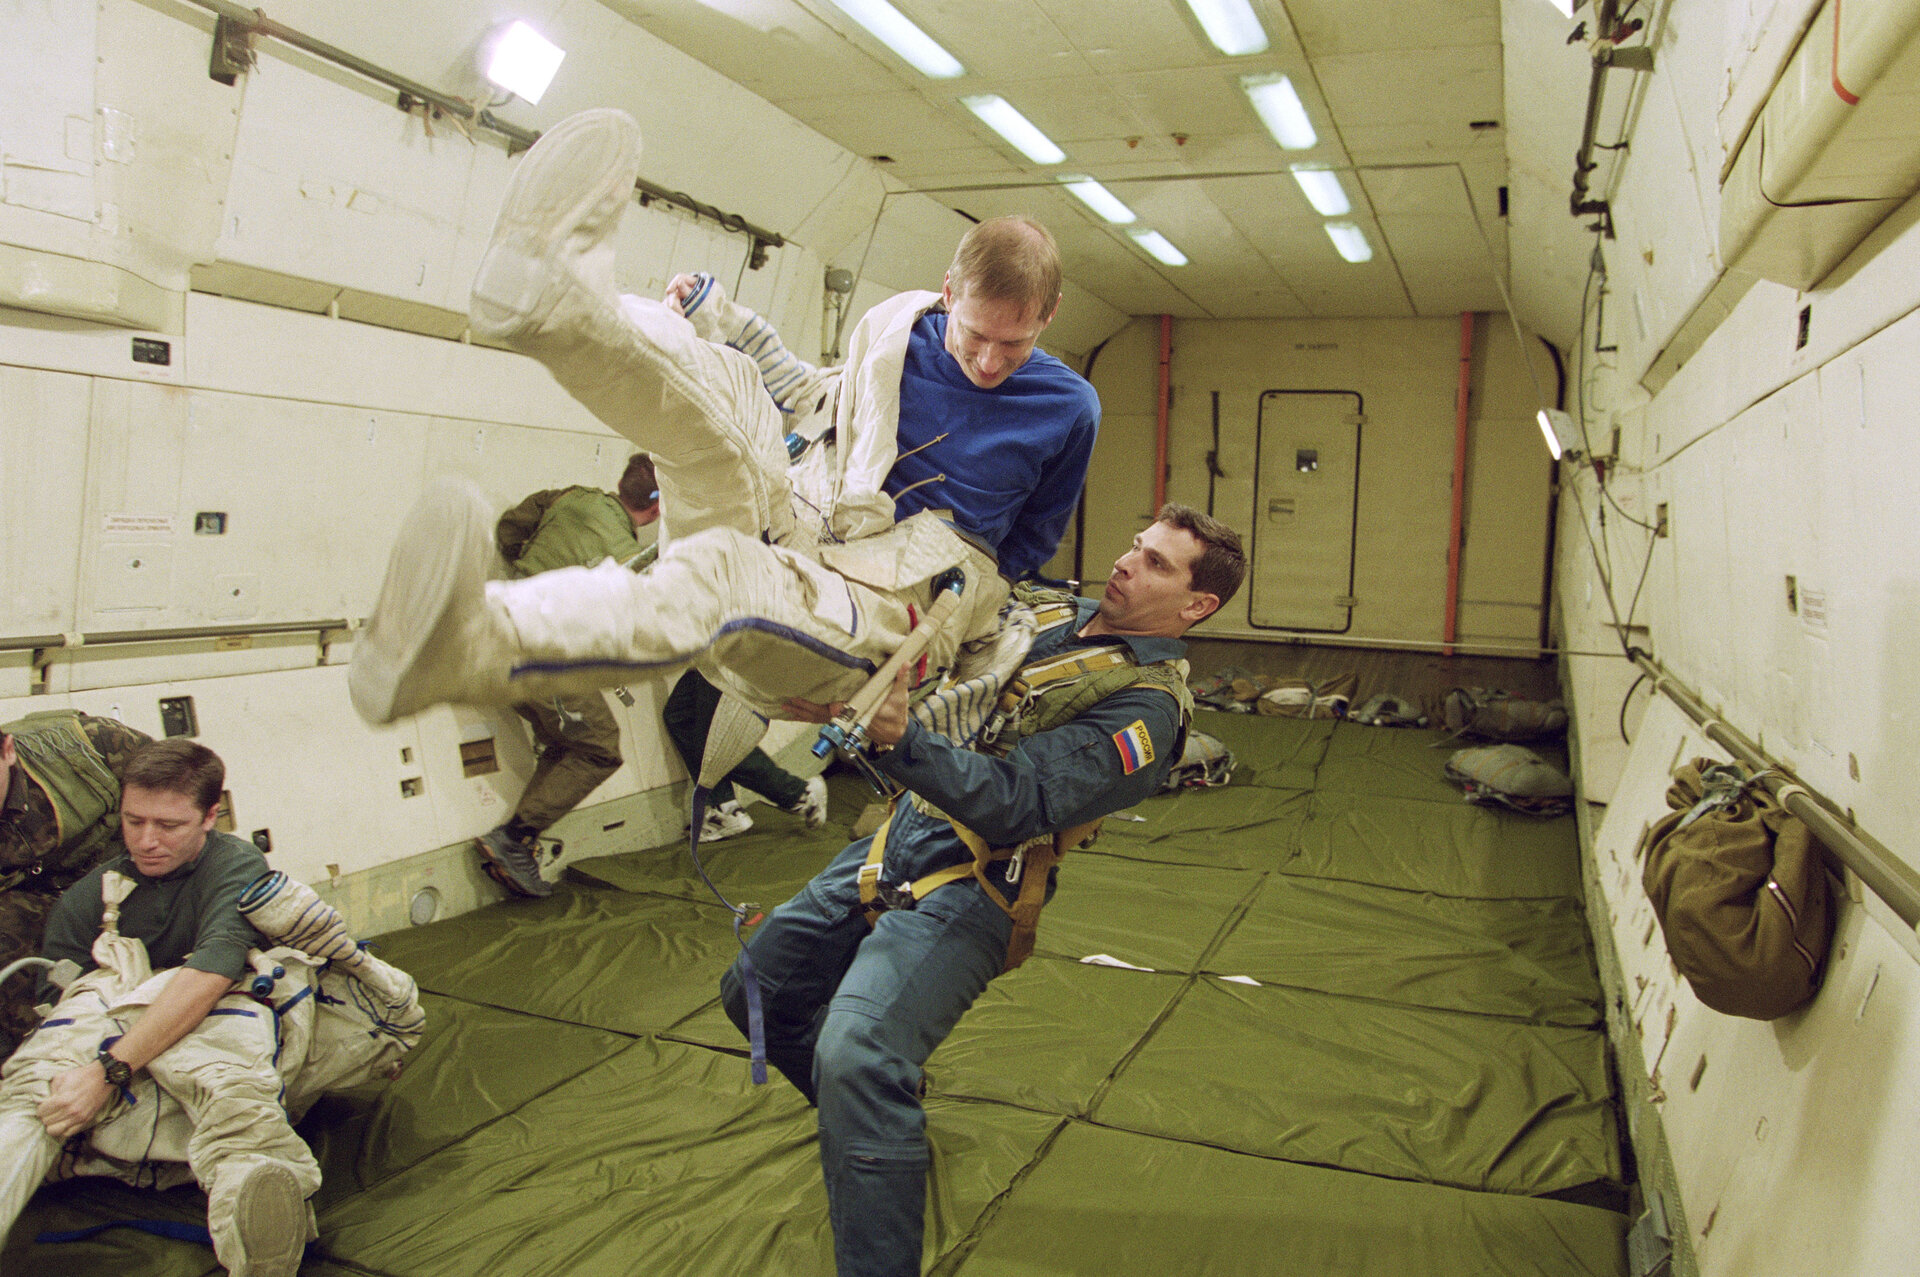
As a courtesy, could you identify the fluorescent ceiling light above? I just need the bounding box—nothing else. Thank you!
[1241,73,1317,150]
[826,0,964,78]
[1541,0,1581,15]
[961,95,1066,164]
[1324,221,1372,262]
[1060,176,1135,224]
[1183,0,1268,55]
[484,21,565,105]
[1290,165,1350,216]
[1129,229,1188,266]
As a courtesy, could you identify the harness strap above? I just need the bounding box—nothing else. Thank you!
[857,807,1101,972]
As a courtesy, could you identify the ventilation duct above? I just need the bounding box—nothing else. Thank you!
[1720,0,1920,289]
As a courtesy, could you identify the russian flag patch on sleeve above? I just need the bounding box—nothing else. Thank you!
[1113,720,1154,774]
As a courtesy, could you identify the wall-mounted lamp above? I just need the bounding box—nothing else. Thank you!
[484,21,565,105]
[1536,408,1582,460]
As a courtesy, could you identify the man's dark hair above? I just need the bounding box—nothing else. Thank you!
[1157,503,1247,609]
[617,452,659,513]
[121,738,224,813]
[948,216,1062,322]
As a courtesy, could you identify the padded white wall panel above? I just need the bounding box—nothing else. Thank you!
[1,365,91,636]
[217,56,497,314]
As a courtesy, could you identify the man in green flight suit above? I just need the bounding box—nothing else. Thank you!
[476,452,663,897]
[0,710,152,1059]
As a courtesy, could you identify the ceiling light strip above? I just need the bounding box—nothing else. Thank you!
[1241,73,1317,150]
[826,0,964,78]
[1184,0,1269,55]
[1129,229,1188,266]
[962,95,1066,164]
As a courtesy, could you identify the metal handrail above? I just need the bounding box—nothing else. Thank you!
[179,0,784,263]
[1631,650,1920,934]
[1,619,351,653]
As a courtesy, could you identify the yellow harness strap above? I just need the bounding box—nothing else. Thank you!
[857,807,1103,972]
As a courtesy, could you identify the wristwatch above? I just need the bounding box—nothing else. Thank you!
[96,1046,133,1090]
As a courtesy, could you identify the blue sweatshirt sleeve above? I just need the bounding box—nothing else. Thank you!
[876,683,1180,846]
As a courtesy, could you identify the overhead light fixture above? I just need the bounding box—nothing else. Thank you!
[1241,73,1317,150]
[826,0,964,78]
[1536,408,1582,460]
[1290,165,1351,216]
[1324,221,1372,262]
[1541,0,1583,15]
[1060,176,1136,224]
[1183,0,1269,55]
[483,21,566,105]
[1129,229,1188,266]
[961,95,1066,164]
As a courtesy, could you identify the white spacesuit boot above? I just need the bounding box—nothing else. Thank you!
[347,475,526,725]
[468,107,792,549]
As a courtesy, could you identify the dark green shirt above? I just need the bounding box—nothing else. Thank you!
[40,830,269,988]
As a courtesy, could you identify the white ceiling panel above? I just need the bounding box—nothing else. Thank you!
[911,0,1093,82]
[1286,0,1502,56]
[1315,46,1503,131]
[590,0,1547,321]
[1027,0,1263,74]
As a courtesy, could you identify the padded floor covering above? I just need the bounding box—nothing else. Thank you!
[5,714,1625,1276]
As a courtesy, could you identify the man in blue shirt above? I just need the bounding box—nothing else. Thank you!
[353,109,1101,752]
[723,506,1247,1277]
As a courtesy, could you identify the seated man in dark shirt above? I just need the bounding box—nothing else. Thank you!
[0,739,315,1277]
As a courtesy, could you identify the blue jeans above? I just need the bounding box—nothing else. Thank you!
[721,837,1012,1277]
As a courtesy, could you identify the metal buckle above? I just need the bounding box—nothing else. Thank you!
[873,880,917,913]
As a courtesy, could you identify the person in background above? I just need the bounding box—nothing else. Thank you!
[0,710,152,1060]
[663,669,828,842]
[474,452,660,899]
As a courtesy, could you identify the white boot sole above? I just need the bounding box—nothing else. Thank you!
[228,1160,307,1277]
[470,108,643,342]
[348,476,497,724]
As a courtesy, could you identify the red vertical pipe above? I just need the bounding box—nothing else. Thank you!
[1444,311,1474,655]
[1154,314,1172,512]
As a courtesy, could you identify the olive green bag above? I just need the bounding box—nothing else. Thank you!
[1639,759,1833,1020]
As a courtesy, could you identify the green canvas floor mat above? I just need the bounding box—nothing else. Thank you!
[948,1122,1627,1277]
[367,886,741,1034]
[6,714,1624,1277]
[1187,709,1333,789]
[299,992,634,1207]
[1031,854,1259,971]
[1315,722,1469,801]
[1207,875,1601,1026]
[1093,978,1620,1196]
[926,958,1187,1115]
[1086,783,1308,869]
[1289,790,1584,898]
[4,1179,221,1277]
[319,1036,1058,1277]
[564,807,847,909]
